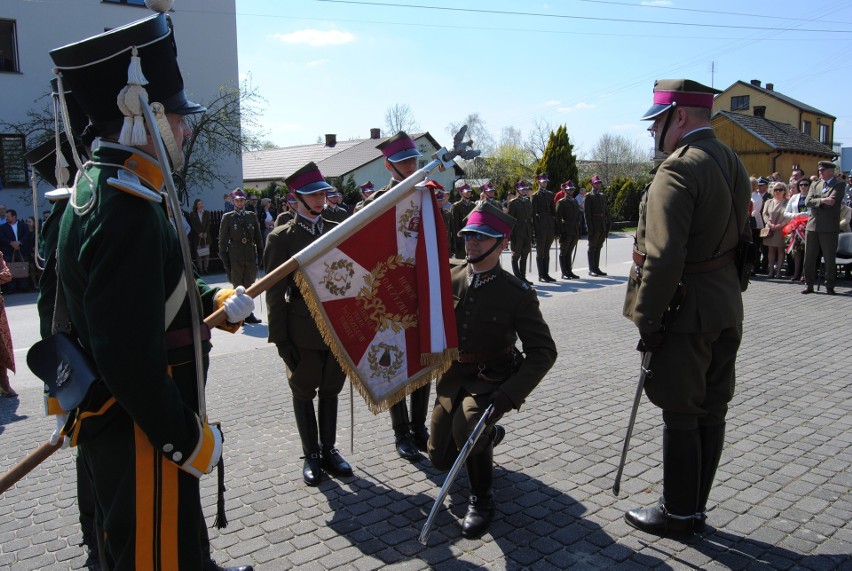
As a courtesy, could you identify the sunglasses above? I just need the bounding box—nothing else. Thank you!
[462,232,496,242]
[773,189,785,193]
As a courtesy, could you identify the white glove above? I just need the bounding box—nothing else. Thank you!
[49,413,69,448]
[223,286,254,323]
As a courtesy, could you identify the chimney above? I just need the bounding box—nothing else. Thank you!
[325,134,337,147]
[370,128,381,139]
[766,83,774,91]
[754,106,766,118]
[750,79,761,87]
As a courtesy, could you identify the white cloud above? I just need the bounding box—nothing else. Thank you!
[557,102,595,113]
[541,99,561,108]
[272,29,355,47]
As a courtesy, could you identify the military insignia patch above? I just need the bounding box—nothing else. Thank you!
[367,342,405,381]
[319,259,355,297]
[56,360,72,387]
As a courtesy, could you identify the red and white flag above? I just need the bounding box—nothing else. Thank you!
[293,186,458,413]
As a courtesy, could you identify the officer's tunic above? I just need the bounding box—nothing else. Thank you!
[585,190,609,256]
[531,188,556,261]
[623,129,750,425]
[218,208,262,287]
[275,210,295,227]
[451,199,476,259]
[323,204,350,224]
[507,197,533,258]
[265,215,345,400]
[555,195,580,261]
[803,177,844,287]
[57,140,236,570]
[428,261,557,469]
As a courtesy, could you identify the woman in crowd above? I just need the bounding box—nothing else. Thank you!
[258,197,277,245]
[188,198,211,274]
[0,257,16,397]
[784,179,811,281]
[762,182,789,278]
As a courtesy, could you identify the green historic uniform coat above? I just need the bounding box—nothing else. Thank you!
[428,261,557,469]
[218,208,262,287]
[265,215,345,400]
[623,129,750,423]
[57,140,235,570]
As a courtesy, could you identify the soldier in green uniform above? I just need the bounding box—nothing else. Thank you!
[476,181,500,208]
[421,180,454,258]
[802,160,844,295]
[623,79,750,535]
[265,162,353,486]
[555,183,581,280]
[428,202,557,538]
[352,181,375,214]
[50,12,255,570]
[275,193,297,227]
[219,189,262,323]
[451,183,476,259]
[531,173,557,282]
[585,175,610,276]
[507,180,534,284]
[359,132,433,461]
[322,188,349,223]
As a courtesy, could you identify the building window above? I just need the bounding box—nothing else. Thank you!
[0,135,27,188]
[0,19,19,73]
[802,120,811,136]
[819,124,829,144]
[731,95,749,111]
[101,0,148,6]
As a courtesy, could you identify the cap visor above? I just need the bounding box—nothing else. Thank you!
[388,148,422,162]
[640,103,671,121]
[296,180,333,194]
[458,224,503,238]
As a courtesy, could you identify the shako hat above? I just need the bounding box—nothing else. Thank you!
[640,79,720,121]
[49,13,205,139]
[459,202,515,238]
[24,135,85,190]
[286,162,332,195]
[376,131,422,163]
[51,78,89,141]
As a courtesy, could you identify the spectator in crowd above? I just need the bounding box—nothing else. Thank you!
[762,182,789,278]
[189,199,211,274]
[784,178,812,282]
[749,177,765,275]
[223,192,234,212]
[0,209,33,293]
[276,194,298,227]
[0,257,16,397]
[257,197,277,244]
[802,161,845,295]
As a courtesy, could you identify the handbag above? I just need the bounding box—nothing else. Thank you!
[8,250,29,279]
[759,227,772,238]
[197,246,210,257]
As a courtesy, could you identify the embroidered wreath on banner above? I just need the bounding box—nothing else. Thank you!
[367,342,406,381]
[319,259,355,297]
[356,254,417,333]
[397,201,421,239]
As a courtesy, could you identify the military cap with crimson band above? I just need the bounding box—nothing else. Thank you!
[481,182,495,192]
[640,79,720,121]
[376,131,422,163]
[230,189,247,199]
[515,180,531,191]
[286,161,332,195]
[360,181,374,192]
[537,173,549,182]
[459,202,516,238]
[49,13,205,135]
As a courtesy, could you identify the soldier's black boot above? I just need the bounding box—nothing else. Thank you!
[537,258,548,282]
[409,384,431,452]
[542,256,557,282]
[244,312,261,324]
[389,400,422,461]
[559,253,570,279]
[461,446,494,538]
[293,399,323,486]
[625,427,700,536]
[519,254,533,285]
[588,252,600,276]
[566,255,579,279]
[695,423,725,532]
[318,397,353,478]
[594,250,607,276]
[511,258,522,279]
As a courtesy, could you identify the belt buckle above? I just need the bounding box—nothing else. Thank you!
[241,237,247,244]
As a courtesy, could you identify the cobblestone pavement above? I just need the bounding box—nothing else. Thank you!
[1,244,851,569]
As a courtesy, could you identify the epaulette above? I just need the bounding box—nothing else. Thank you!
[107,169,162,202]
[501,270,531,291]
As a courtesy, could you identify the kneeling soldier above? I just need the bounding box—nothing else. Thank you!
[428,203,557,538]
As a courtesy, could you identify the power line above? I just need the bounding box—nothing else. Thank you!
[314,0,852,34]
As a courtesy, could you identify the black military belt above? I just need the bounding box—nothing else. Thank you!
[684,250,736,274]
[165,324,211,350]
[240,237,255,244]
[457,345,513,363]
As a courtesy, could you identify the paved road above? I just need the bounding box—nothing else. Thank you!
[2,234,851,569]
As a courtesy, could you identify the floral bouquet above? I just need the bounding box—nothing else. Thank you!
[783,214,808,254]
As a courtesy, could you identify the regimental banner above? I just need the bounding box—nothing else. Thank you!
[294,187,458,413]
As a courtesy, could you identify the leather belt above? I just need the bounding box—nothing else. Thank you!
[632,246,735,274]
[165,324,211,350]
[457,345,513,363]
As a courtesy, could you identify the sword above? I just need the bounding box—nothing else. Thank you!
[612,349,653,496]
[419,404,494,544]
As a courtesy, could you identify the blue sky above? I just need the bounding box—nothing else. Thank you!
[234,0,852,158]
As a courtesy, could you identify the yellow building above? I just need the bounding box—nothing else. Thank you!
[712,80,836,177]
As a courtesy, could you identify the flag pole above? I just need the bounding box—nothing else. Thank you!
[205,127,480,328]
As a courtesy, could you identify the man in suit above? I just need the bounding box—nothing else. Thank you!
[802,160,844,295]
[0,209,32,293]
[623,79,751,536]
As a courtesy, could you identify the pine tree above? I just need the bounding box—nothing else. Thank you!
[537,125,579,190]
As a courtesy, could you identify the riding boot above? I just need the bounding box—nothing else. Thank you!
[594,250,607,276]
[625,427,700,535]
[293,399,322,486]
[559,252,569,279]
[588,252,599,276]
[566,253,579,279]
[537,258,547,282]
[511,258,522,279]
[389,400,421,461]
[409,384,431,452]
[695,423,725,531]
[519,254,532,284]
[318,397,353,477]
[461,445,494,538]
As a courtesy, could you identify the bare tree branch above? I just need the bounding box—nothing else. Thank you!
[383,103,419,134]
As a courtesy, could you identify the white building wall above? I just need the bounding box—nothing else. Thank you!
[0,0,240,213]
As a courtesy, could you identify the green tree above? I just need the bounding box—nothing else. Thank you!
[537,124,578,188]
